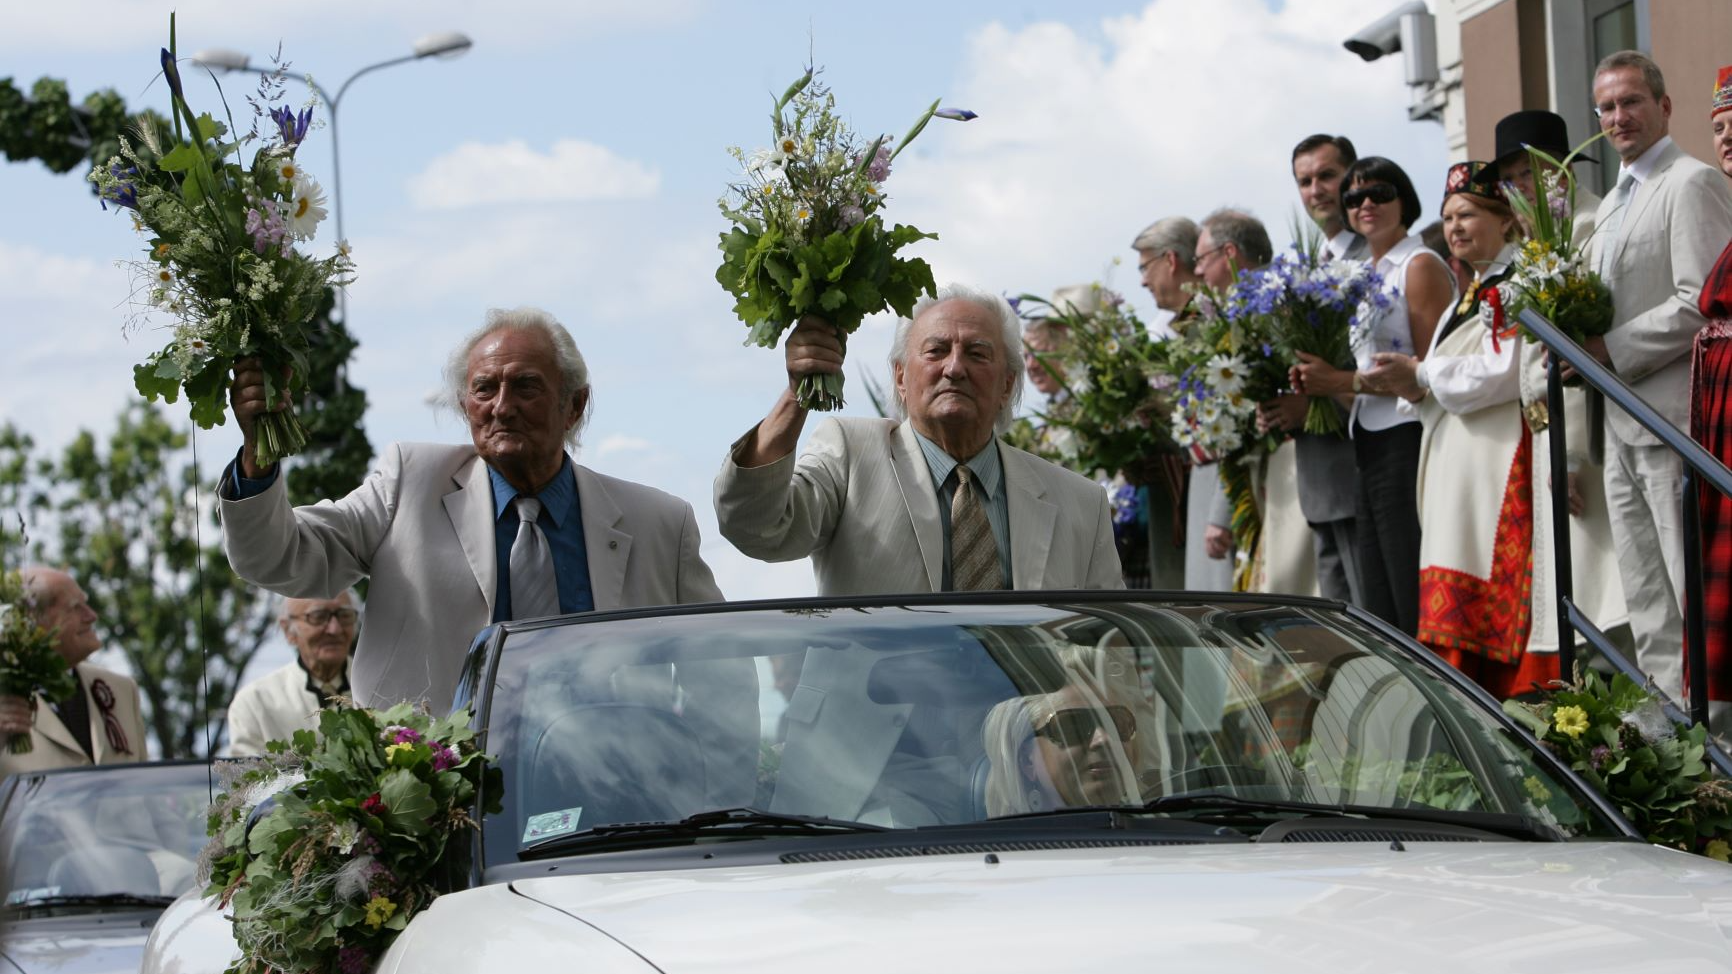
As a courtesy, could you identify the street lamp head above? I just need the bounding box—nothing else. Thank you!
[190,48,253,73]
[412,31,473,60]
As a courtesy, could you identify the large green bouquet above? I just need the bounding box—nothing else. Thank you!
[1504,669,1732,857]
[88,18,355,466]
[716,66,973,410]
[202,704,502,974]
[1015,285,1178,482]
[0,569,78,755]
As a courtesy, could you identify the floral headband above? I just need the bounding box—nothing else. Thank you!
[1442,161,1505,212]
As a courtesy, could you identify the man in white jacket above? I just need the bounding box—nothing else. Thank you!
[226,592,357,756]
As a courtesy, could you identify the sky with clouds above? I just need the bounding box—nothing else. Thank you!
[0,0,1447,688]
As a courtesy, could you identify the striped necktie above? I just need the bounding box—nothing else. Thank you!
[509,496,561,619]
[949,465,1002,591]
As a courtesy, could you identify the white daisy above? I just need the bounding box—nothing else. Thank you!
[286,173,328,240]
[1205,354,1249,396]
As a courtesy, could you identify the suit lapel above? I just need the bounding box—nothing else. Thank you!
[1002,447,1056,588]
[1610,143,1677,270]
[443,456,499,618]
[575,464,630,611]
[31,690,84,760]
[890,422,944,590]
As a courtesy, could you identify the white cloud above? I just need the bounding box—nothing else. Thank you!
[595,433,653,457]
[407,139,660,210]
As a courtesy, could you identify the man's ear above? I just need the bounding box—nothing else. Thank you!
[569,387,591,430]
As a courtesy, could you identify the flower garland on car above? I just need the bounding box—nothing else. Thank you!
[0,568,79,755]
[1497,138,1613,357]
[1504,669,1732,857]
[716,65,974,411]
[88,18,355,466]
[201,703,503,974]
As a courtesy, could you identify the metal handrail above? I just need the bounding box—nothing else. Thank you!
[1520,307,1732,730]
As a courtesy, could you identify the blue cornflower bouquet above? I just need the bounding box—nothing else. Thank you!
[716,66,974,410]
[1253,227,1389,436]
[88,18,355,466]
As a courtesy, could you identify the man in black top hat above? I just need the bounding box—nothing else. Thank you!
[1477,109,1602,238]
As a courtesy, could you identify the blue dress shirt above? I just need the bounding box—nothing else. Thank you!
[911,432,1013,589]
[488,456,593,622]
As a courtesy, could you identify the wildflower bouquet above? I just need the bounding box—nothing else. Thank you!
[1015,286,1177,482]
[89,19,355,467]
[716,66,974,410]
[1499,141,1613,354]
[1254,227,1390,435]
[201,703,503,974]
[0,569,79,755]
[1503,669,1732,856]
[1162,276,1286,590]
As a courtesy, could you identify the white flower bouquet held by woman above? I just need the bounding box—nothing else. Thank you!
[716,65,974,410]
[88,17,355,466]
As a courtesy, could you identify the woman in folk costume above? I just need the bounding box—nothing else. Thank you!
[1362,163,1553,696]
[1692,63,1732,735]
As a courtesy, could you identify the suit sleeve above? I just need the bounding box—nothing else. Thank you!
[714,418,849,562]
[219,443,402,597]
[675,501,725,604]
[1603,166,1732,381]
[1207,466,1232,530]
[1086,486,1128,590]
[226,687,267,758]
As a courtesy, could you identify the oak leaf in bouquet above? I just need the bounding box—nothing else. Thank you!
[716,66,974,410]
[89,17,355,467]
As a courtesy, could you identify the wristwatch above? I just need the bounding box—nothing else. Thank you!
[1351,371,1364,394]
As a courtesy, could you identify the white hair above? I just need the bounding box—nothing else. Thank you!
[439,306,593,447]
[274,587,365,625]
[886,283,1025,434]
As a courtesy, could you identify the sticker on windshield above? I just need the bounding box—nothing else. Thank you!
[523,808,582,843]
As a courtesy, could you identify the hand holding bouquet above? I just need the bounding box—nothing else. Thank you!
[0,569,78,755]
[89,18,355,467]
[716,66,974,410]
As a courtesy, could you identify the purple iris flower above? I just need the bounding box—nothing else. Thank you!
[935,107,978,121]
[270,105,313,148]
[99,163,139,211]
[160,48,184,104]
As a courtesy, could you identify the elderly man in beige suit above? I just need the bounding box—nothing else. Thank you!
[1584,51,1732,701]
[715,284,1123,593]
[0,567,148,775]
[226,592,357,756]
[221,307,726,713]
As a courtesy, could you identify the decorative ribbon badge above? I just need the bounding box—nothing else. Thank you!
[1487,285,1509,354]
[89,679,131,755]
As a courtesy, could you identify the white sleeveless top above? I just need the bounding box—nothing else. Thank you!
[1351,233,1455,433]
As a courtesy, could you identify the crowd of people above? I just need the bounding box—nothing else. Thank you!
[3,50,1730,774]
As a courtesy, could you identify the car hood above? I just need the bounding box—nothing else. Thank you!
[502,841,1732,972]
[0,910,162,974]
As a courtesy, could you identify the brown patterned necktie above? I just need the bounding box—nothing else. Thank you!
[950,465,1002,591]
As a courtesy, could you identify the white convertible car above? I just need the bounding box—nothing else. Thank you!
[143,594,1732,972]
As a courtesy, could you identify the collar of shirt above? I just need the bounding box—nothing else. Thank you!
[1618,134,1673,189]
[1374,232,1426,279]
[1327,228,1358,260]
[488,454,576,527]
[296,654,351,699]
[912,430,1004,501]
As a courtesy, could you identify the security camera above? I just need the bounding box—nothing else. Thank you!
[1343,0,1430,61]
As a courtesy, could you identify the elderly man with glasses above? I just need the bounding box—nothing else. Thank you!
[226,592,360,756]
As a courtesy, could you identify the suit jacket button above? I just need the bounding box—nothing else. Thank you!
[609,540,618,549]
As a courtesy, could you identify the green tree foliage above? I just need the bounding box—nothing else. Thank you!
[1,404,276,758]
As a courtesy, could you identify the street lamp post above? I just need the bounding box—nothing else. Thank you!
[192,32,472,320]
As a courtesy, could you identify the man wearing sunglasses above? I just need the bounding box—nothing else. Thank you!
[226,592,360,756]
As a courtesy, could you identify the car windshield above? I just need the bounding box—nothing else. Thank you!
[480,598,1617,865]
[0,762,212,909]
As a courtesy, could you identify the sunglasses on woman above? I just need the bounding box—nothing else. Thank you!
[1343,182,1399,210]
[1034,705,1137,747]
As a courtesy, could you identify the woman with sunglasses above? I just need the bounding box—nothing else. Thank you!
[1358,164,1558,697]
[1293,157,1455,635]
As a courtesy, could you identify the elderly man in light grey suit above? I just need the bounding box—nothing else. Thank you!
[226,591,358,756]
[715,284,1123,594]
[1584,51,1732,701]
[220,307,726,713]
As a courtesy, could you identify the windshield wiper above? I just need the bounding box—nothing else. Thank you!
[519,806,891,860]
[1140,792,1563,842]
[5,893,177,911]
